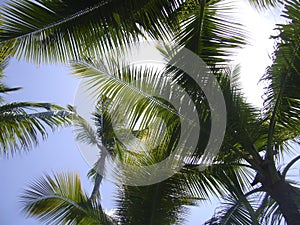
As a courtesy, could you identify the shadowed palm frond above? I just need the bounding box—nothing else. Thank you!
[261,0,300,159]
[0,43,22,100]
[205,187,293,225]
[174,0,247,68]
[114,161,255,225]
[247,0,282,10]
[203,190,260,225]
[114,170,201,225]
[214,66,266,167]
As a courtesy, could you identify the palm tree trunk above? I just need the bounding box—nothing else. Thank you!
[263,179,300,225]
[90,149,107,201]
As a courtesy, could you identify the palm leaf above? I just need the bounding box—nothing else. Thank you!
[0,0,182,63]
[247,0,282,10]
[0,102,72,157]
[71,56,198,170]
[174,0,247,68]
[261,0,300,159]
[20,172,115,225]
[0,42,22,100]
[214,66,266,168]
[114,170,200,225]
[204,191,259,225]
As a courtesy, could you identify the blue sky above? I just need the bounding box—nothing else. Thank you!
[0,1,299,225]
[0,57,216,225]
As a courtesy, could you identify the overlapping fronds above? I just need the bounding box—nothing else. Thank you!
[0,102,72,157]
[0,0,183,63]
[248,0,282,10]
[71,56,196,169]
[114,170,200,225]
[261,0,300,158]
[175,0,247,68]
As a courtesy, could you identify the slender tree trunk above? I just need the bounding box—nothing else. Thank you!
[262,179,300,225]
[90,150,107,201]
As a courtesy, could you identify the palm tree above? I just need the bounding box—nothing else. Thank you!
[22,100,255,225]
[207,1,300,223]
[21,47,299,224]
[1,0,299,224]
[70,35,300,223]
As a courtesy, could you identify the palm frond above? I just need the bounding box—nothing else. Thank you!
[204,193,258,225]
[71,57,198,168]
[20,172,115,225]
[0,102,72,157]
[73,114,100,147]
[261,0,300,159]
[282,155,300,178]
[247,0,282,10]
[115,170,200,225]
[184,162,255,202]
[0,42,22,100]
[215,66,265,167]
[0,0,183,63]
[174,0,247,68]
[258,193,285,225]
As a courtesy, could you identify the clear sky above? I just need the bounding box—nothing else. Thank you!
[0,1,299,225]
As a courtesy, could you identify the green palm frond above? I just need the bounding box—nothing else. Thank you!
[184,161,255,201]
[261,0,300,159]
[114,162,255,225]
[174,0,247,68]
[157,45,262,165]
[0,0,183,64]
[20,172,115,225]
[115,170,200,225]
[73,114,100,147]
[215,67,265,166]
[0,45,72,157]
[71,57,195,166]
[0,102,72,157]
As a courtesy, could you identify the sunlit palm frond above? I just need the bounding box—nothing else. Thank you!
[0,0,183,63]
[21,172,115,225]
[0,102,72,157]
[71,57,194,165]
